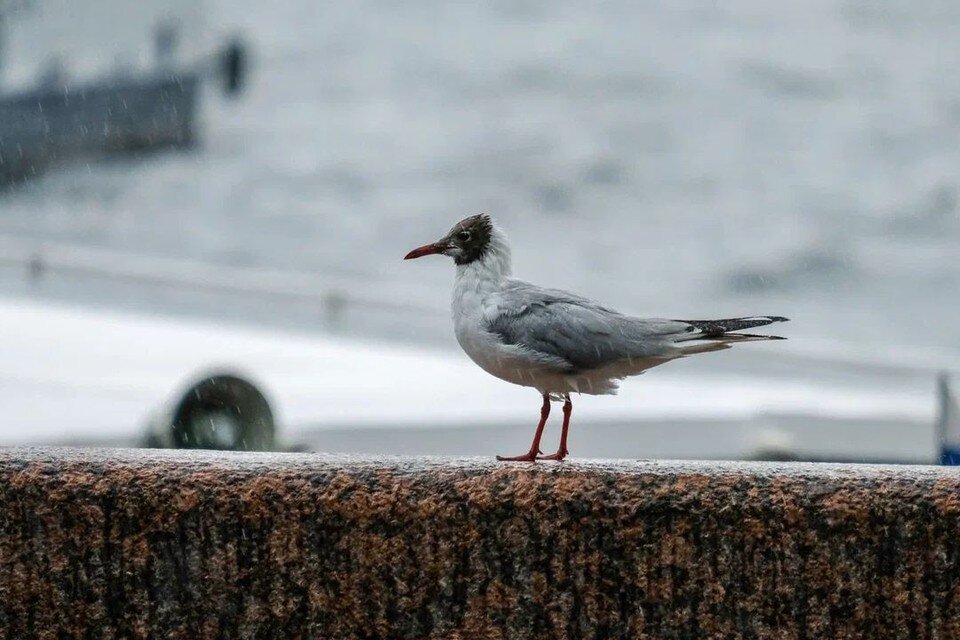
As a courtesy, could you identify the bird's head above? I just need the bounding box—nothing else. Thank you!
[404,214,498,266]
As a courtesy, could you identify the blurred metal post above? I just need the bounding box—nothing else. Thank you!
[219,36,248,96]
[322,289,347,330]
[27,252,44,282]
[938,372,960,464]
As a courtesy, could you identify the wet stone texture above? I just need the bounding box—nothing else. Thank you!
[2,448,960,639]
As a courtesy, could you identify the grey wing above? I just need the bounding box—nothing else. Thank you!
[486,282,688,372]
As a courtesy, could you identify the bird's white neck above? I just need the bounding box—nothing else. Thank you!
[454,226,511,291]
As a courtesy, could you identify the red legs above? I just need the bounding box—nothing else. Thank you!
[538,395,572,461]
[497,394,551,462]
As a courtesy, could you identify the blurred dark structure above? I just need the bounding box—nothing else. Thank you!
[0,74,199,184]
[142,373,276,451]
[0,7,248,185]
[220,37,247,96]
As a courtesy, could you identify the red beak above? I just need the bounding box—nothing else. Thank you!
[404,242,447,260]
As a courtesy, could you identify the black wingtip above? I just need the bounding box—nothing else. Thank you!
[677,315,791,336]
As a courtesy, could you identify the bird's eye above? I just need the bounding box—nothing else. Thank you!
[458,230,471,241]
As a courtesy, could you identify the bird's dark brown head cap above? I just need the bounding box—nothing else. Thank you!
[404,213,497,265]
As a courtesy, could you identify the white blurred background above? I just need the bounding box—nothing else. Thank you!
[0,0,956,461]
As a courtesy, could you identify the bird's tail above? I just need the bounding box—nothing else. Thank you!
[674,315,789,355]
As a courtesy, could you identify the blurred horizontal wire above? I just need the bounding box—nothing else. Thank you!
[0,233,447,324]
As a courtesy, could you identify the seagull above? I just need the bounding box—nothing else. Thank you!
[404,214,788,462]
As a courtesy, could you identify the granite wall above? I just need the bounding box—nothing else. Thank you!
[2,448,959,639]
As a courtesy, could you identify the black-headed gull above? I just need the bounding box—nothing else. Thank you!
[405,214,788,462]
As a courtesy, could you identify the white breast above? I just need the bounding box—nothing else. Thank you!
[451,261,506,371]
[450,260,574,394]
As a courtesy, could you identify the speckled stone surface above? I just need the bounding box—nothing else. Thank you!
[2,448,960,639]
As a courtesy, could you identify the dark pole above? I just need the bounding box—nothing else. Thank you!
[0,12,5,90]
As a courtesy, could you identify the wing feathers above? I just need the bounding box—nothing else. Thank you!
[487,281,788,372]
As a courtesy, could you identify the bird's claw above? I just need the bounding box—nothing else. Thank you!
[536,450,569,462]
[496,452,539,462]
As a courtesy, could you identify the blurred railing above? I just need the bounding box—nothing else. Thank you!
[0,233,446,331]
[2,448,960,638]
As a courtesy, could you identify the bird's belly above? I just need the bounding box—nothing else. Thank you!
[454,324,587,394]
[455,323,659,396]
[455,325,545,389]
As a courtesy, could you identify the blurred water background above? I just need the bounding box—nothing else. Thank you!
[0,0,957,457]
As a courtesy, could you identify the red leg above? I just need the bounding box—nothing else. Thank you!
[539,395,572,461]
[497,394,551,462]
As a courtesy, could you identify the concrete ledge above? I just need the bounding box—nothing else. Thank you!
[2,448,960,639]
